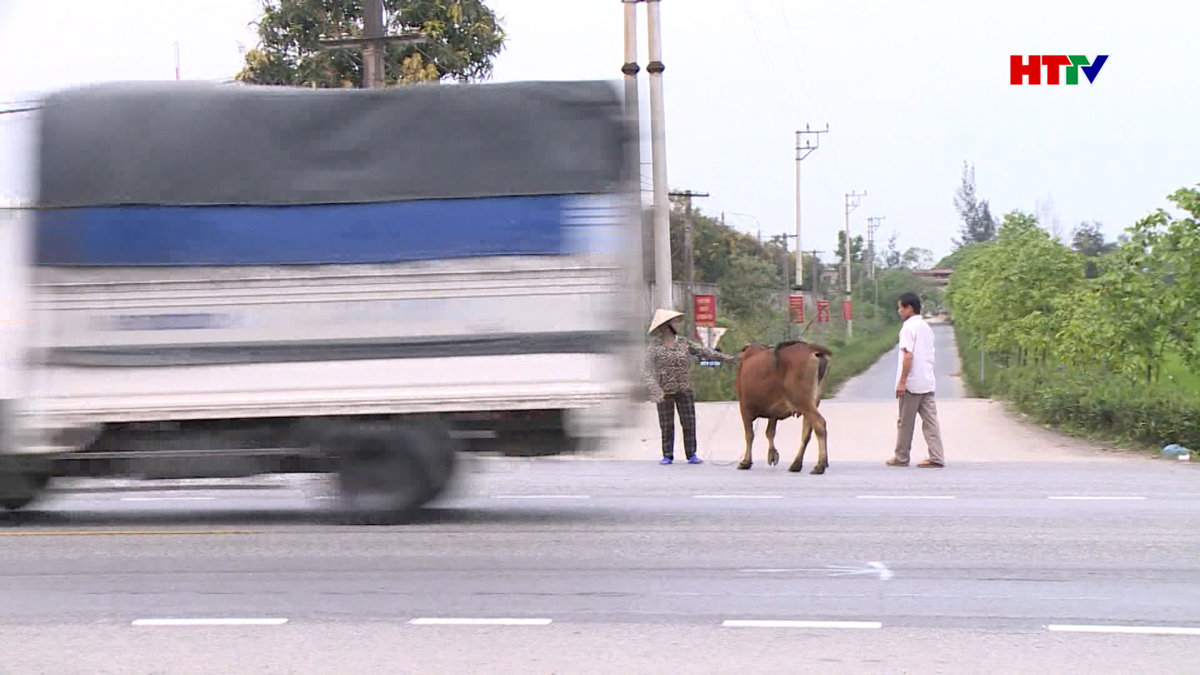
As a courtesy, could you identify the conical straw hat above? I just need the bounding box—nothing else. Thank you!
[648,308,684,334]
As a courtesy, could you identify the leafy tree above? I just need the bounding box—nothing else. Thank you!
[935,242,983,270]
[1054,216,1187,382]
[835,231,865,265]
[873,268,936,312]
[1071,221,1116,278]
[945,210,1084,360]
[952,161,997,248]
[900,247,934,270]
[718,256,782,322]
[237,0,506,87]
[884,232,902,269]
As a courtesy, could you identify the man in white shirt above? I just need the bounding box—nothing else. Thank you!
[886,292,945,468]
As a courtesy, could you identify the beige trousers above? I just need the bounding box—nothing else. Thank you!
[894,391,944,464]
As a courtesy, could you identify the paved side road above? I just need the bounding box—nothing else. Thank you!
[835,319,968,401]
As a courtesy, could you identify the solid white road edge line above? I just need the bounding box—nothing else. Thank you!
[1047,624,1200,635]
[132,618,288,626]
[409,618,553,626]
[723,620,882,629]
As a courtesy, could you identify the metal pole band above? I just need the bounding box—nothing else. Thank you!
[646,61,665,74]
[621,63,641,75]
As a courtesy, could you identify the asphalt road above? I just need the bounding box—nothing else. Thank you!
[835,321,968,401]
[3,457,1199,674]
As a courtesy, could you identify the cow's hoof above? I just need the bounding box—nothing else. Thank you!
[787,463,802,473]
[767,450,779,466]
[737,461,752,470]
[810,464,827,475]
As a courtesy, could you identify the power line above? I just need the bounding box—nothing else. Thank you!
[738,0,797,116]
[775,0,806,84]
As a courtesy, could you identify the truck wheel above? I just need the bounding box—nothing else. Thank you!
[0,471,48,512]
[415,419,461,503]
[327,424,451,525]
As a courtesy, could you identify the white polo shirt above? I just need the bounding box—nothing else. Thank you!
[895,315,936,394]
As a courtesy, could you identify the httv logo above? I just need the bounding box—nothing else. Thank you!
[1010,55,1108,85]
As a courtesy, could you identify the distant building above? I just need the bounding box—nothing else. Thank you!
[912,268,953,288]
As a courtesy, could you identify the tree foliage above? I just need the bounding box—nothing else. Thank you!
[952,161,997,248]
[237,0,506,87]
[1071,221,1116,278]
[900,247,935,270]
[948,185,1200,383]
[945,210,1084,357]
[836,230,865,266]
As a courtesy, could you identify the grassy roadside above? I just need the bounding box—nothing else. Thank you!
[952,323,1200,455]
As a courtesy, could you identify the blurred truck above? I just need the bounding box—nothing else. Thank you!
[0,79,643,523]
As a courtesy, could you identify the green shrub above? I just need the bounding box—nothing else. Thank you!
[991,364,1200,450]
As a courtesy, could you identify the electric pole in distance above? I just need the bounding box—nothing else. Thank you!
[670,189,708,336]
[866,216,885,309]
[843,190,866,339]
[794,124,829,292]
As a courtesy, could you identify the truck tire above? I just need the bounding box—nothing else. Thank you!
[326,422,456,525]
[0,469,49,513]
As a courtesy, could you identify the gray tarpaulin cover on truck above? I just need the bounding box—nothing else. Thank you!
[36,79,630,208]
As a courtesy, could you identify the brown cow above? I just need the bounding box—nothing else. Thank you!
[734,340,832,474]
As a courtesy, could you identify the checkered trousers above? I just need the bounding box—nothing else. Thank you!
[656,389,697,460]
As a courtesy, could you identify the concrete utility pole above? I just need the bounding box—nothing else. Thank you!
[867,216,885,309]
[645,0,673,311]
[670,190,708,334]
[794,124,829,291]
[317,0,427,88]
[621,0,647,319]
[843,190,866,339]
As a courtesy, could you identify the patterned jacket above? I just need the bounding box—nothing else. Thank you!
[643,337,732,400]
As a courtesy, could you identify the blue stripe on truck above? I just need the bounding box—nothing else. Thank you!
[34,195,584,266]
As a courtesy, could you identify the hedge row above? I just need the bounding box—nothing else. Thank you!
[989,365,1200,451]
[956,322,1200,451]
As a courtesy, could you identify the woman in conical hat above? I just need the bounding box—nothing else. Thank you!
[643,308,733,465]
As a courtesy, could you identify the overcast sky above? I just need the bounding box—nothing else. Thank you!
[2,0,1197,262]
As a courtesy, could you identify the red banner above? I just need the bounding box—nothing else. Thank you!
[842,300,853,321]
[816,300,830,324]
[693,294,716,327]
[788,295,804,323]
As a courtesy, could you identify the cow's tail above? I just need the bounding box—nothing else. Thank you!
[810,344,833,384]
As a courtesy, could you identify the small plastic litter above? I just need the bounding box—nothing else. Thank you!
[1161,444,1192,460]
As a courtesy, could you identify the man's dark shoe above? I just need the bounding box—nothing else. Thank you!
[886,458,909,467]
